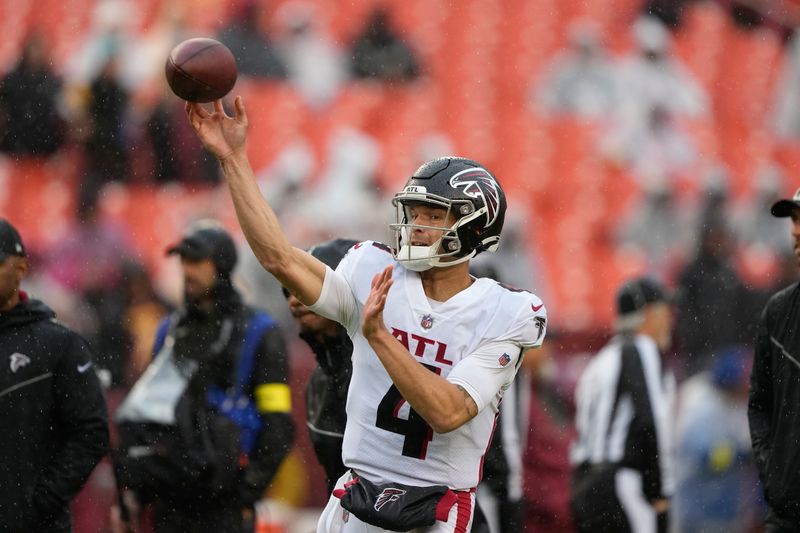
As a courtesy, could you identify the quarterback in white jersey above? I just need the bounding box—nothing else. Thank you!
[184,98,546,532]
[311,240,546,490]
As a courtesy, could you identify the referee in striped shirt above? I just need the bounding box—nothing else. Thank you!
[569,277,676,533]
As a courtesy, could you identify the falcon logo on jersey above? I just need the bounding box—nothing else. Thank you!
[9,352,30,373]
[420,314,434,330]
[449,168,501,228]
[498,353,511,367]
[374,488,407,511]
[534,316,546,342]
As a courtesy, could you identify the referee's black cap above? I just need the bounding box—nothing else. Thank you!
[771,187,800,218]
[615,277,672,331]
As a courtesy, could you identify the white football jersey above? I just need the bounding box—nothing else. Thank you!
[309,241,547,490]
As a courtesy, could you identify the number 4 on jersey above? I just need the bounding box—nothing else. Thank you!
[375,364,440,459]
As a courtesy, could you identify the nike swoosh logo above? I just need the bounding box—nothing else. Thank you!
[531,304,543,312]
[77,362,93,373]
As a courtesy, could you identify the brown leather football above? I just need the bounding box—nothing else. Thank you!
[165,38,237,103]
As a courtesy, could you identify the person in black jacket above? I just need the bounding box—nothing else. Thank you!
[748,187,800,532]
[0,218,108,532]
[570,277,676,533]
[284,238,357,493]
[116,220,294,533]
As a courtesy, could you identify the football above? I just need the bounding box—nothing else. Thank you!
[165,38,237,103]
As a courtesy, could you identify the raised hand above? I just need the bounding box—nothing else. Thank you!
[362,265,393,340]
[185,97,248,161]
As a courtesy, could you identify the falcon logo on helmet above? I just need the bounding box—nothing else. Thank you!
[390,157,507,272]
[449,168,501,229]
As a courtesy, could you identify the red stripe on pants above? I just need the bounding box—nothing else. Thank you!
[454,491,473,533]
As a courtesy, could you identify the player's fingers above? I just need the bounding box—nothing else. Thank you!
[381,265,393,285]
[195,103,211,119]
[234,96,248,126]
[380,278,393,295]
[213,99,228,118]
[371,272,382,290]
[187,102,211,120]
[185,103,201,130]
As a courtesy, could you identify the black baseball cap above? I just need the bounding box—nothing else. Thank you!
[166,220,238,276]
[0,219,26,261]
[308,238,359,270]
[615,276,671,331]
[771,188,800,218]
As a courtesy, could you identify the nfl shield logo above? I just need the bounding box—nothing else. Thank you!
[498,353,511,367]
[421,314,434,329]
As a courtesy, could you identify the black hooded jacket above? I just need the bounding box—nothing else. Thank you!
[163,284,294,508]
[0,295,108,532]
[749,282,800,526]
[300,326,353,437]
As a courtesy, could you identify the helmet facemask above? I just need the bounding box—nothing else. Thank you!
[390,192,476,272]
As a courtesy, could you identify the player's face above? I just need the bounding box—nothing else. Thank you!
[0,256,27,311]
[647,302,673,351]
[405,203,455,247]
[791,209,800,267]
[180,257,218,301]
[286,292,337,335]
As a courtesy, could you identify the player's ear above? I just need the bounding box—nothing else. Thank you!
[14,257,29,282]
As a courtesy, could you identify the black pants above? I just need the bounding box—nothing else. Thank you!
[310,430,347,495]
[570,464,667,533]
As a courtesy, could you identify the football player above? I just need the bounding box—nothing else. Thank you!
[186,98,547,533]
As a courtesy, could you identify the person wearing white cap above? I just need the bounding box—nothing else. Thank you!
[570,276,676,533]
[748,187,800,532]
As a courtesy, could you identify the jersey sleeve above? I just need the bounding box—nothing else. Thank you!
[308,241,386,336]
[446,340,523,413]
[308,266,361,336]
[501,296,547,350]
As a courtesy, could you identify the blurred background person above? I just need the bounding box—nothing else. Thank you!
[0,218,108,532]
[0,33,65,158]
[216,0,288,80]
[275,0,348,111]
[614,15,708,131]
[749,188,800,533]
[349,5,421,82]
[674,345,763,532]
[533,20,616,121]
[521,329,575,533]
[674,211,754,378]
[114,220,294,533]
[570,277,676,533]
[284,238,357,494]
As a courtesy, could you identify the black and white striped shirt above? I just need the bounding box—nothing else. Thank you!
[570,334,676,499]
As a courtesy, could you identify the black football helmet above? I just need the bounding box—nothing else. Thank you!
[391,157,507,271]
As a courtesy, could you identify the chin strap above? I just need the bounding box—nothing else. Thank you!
[395,244,475,271]
[395,244,437,271]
